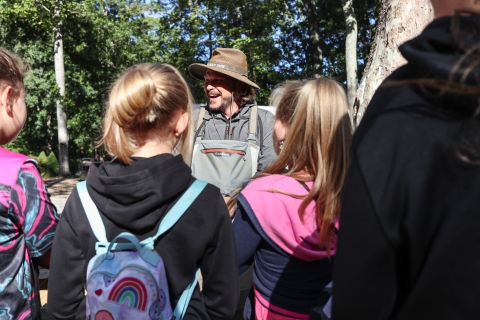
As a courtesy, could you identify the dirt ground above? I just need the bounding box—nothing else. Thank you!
[44,176,84,197]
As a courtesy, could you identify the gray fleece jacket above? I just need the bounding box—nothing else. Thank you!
[193,104,277,172]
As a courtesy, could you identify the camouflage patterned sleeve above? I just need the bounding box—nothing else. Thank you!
[9,161,59,257]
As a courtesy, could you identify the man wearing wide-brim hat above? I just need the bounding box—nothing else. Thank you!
[189,48,276,320]
[188,48,276,199]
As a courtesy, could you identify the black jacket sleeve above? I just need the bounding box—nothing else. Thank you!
[47,195,87,319]
[332,158,399,319]
[197,193,239,319]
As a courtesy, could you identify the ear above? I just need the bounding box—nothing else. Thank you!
[274,119,289,143]
[174,112,189,136]
[234,82,244,98]
[234,82,241,92]
[0,86,14,116]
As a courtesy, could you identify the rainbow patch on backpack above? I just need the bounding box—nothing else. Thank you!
[108,277,147,310]
[86,250,173,320]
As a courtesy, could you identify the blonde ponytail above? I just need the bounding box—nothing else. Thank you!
[100,64,193,164]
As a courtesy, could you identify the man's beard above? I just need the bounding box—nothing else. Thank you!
[209,95,233,113]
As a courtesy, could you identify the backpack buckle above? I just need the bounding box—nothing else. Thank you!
[95,242,108,255]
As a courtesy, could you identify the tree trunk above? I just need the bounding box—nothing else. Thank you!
[54,2,70,176]
[208,11,213,58]
[354,0,433,127]
[340,0,358,123]
[303,0,322,77]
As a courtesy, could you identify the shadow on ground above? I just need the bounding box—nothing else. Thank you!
[44,177,84,197]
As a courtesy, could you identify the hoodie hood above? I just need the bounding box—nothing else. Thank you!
[86,154,192,232]
[239,175,333,261]
[398,15,480,113]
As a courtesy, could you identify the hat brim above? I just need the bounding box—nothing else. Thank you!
[188,63,260,90]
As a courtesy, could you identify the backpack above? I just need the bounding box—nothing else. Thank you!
[76,179,207,320]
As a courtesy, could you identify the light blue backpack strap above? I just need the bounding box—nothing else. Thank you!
[151,179,207,242]
[172,269,200,320]
[149,179,207,320]
[76,181,109,252]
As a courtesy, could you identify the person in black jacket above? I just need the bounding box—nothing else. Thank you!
[47,63,239,319]
[332,1,480,319]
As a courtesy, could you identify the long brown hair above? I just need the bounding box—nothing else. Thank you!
[0,47,26,101]
[99,63,193,164]
[229,78,352,252]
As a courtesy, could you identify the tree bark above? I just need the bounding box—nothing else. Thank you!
[303,0,322,77]
[340,0,358,123]
[54,1,70,176]
[354,0,433,127]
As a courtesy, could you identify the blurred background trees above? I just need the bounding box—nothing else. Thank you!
[1,0,424,175]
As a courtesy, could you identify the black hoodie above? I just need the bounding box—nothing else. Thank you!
[333,16,480,319]
[47,154,239,319]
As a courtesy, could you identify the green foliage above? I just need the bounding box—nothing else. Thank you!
[1,0,163,158]
[47,151,59,176]
[1,0,380,158]
[33,151,59,177]
[36,151,49,176]
[156,0,379,103]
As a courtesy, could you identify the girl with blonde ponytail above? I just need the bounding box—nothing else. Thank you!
[231,78,352,319]
[48,64,239,319]
[99,64,193,165]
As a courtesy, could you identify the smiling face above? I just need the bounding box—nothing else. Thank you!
[204,69,238,114]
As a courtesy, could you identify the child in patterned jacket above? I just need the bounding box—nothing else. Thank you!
[0,47,59,319]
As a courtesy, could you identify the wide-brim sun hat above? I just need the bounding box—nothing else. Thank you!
[188,48,260,90]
